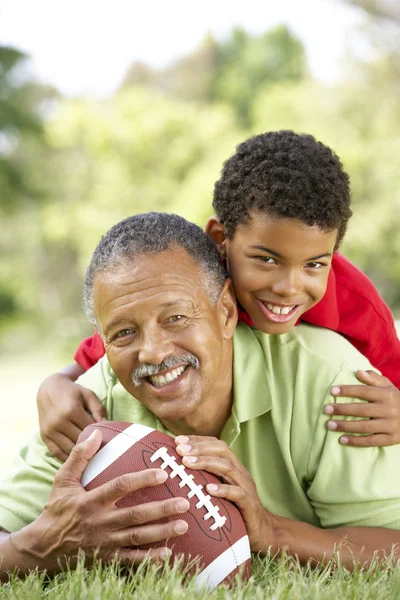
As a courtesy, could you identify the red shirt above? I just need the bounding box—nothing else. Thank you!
[74,253,400,388]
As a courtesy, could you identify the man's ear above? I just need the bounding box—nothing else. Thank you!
[217,279,238,340]
[205,216,227,260]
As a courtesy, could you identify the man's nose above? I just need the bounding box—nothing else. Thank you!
[137,327,173,365]
[270,269,303,298]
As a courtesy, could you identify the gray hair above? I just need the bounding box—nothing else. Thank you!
[83,212,228,329]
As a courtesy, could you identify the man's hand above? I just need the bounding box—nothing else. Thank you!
[324,370,400,447]
[9,430,190,575]
[37,373,108,461]
[175,435,274,554]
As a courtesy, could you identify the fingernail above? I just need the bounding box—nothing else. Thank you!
[156,470,168,482]
[87,430,97,441]
[160,548,172,560]
[207,484,218,492]
[324,405,334,414]
[327,421,337,430]
[101,418,108,422]
[178,444,192,454]
[331,386,340,395]
[175,499,190,512]
[184,456,197,464]
[175,436,189,444]
[174,521,188,534]
[340,436,349,445]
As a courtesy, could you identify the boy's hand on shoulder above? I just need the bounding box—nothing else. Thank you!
[323,370,400,447]
[37,373,107,462]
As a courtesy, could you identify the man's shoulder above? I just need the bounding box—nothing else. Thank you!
[252,322,372,370]
[233,323,373,415]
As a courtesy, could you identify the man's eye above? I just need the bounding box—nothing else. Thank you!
[306,262,325,269]
[115,329,134,338]
[166,315,185,323]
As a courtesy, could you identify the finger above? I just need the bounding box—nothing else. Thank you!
[57,429,102,483]
[324,402,388,418]
[50,426,84,454]
[113,519,189,549]
[205,482,247,506]
[69,406,97,431]
[176,438,237,463]
[326,418,388,435]
[181,455,249,488]
[109,497,190,529]
[91,469,169,504]
[175,435,218,445]
[355,370,394,388]
[330,385,391,402]
[338,433,395,448]
[81,389,108,422]
[42,437,69,463]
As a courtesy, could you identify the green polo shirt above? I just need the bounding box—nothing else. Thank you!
[1,323,400,533]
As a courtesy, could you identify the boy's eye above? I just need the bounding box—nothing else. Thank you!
[256,256,276,264]
[306,261,325,269]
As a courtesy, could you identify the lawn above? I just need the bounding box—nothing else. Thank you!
[1,552,400,600]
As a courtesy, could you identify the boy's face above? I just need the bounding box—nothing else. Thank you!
[207,212,338,335]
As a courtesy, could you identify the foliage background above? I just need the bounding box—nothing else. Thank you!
[1,0,399,362]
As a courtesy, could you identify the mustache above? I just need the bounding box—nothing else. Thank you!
[130,352,200,386]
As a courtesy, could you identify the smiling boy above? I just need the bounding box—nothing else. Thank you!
[37,131,400,460]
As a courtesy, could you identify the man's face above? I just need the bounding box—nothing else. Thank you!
[93,247,236,428]
[224,212,338,335]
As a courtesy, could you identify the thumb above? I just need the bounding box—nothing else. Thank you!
[60,429,102,484]
[355,369,392,388]
[81,389,108,422]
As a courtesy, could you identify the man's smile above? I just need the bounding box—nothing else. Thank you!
[147,364,188,388]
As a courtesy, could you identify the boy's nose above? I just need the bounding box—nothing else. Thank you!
[270,270,303,298]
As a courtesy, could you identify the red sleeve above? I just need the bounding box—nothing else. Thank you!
[73,332,106,371]
[303,253,400,388]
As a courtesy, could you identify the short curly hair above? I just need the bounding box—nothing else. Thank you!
[213,130,352,248]
[83,212,227,329]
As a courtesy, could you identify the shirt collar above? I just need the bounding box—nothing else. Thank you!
[231,323,273,423]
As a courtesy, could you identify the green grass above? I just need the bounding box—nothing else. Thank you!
[1,553,400,599]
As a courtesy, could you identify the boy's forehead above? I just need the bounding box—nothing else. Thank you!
[231,214,338,253]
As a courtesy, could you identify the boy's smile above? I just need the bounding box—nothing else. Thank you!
[222,213,338,334]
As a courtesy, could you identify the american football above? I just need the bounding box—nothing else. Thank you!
[78,421,251,591]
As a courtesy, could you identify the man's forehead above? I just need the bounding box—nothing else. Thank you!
[94,249,208,307]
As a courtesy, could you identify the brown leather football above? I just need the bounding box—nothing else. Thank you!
[78,421,251,591]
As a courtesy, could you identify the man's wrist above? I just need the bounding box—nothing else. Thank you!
[9,516,57,572]
[250,508,285,555]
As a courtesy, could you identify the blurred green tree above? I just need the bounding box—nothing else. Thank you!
[121,25,308,127]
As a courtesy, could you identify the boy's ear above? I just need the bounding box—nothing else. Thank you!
[205,216,227,260]
[217,279,238,340]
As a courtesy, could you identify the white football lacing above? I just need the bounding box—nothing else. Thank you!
[150,446,227,531]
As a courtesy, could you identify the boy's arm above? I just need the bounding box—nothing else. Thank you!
[37,366,107,462]
[37,333,107,462]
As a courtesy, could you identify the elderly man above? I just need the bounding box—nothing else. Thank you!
[1,212,400,579]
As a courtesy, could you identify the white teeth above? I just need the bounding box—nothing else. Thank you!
[266,303,295,316]
[149,365,186,387]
